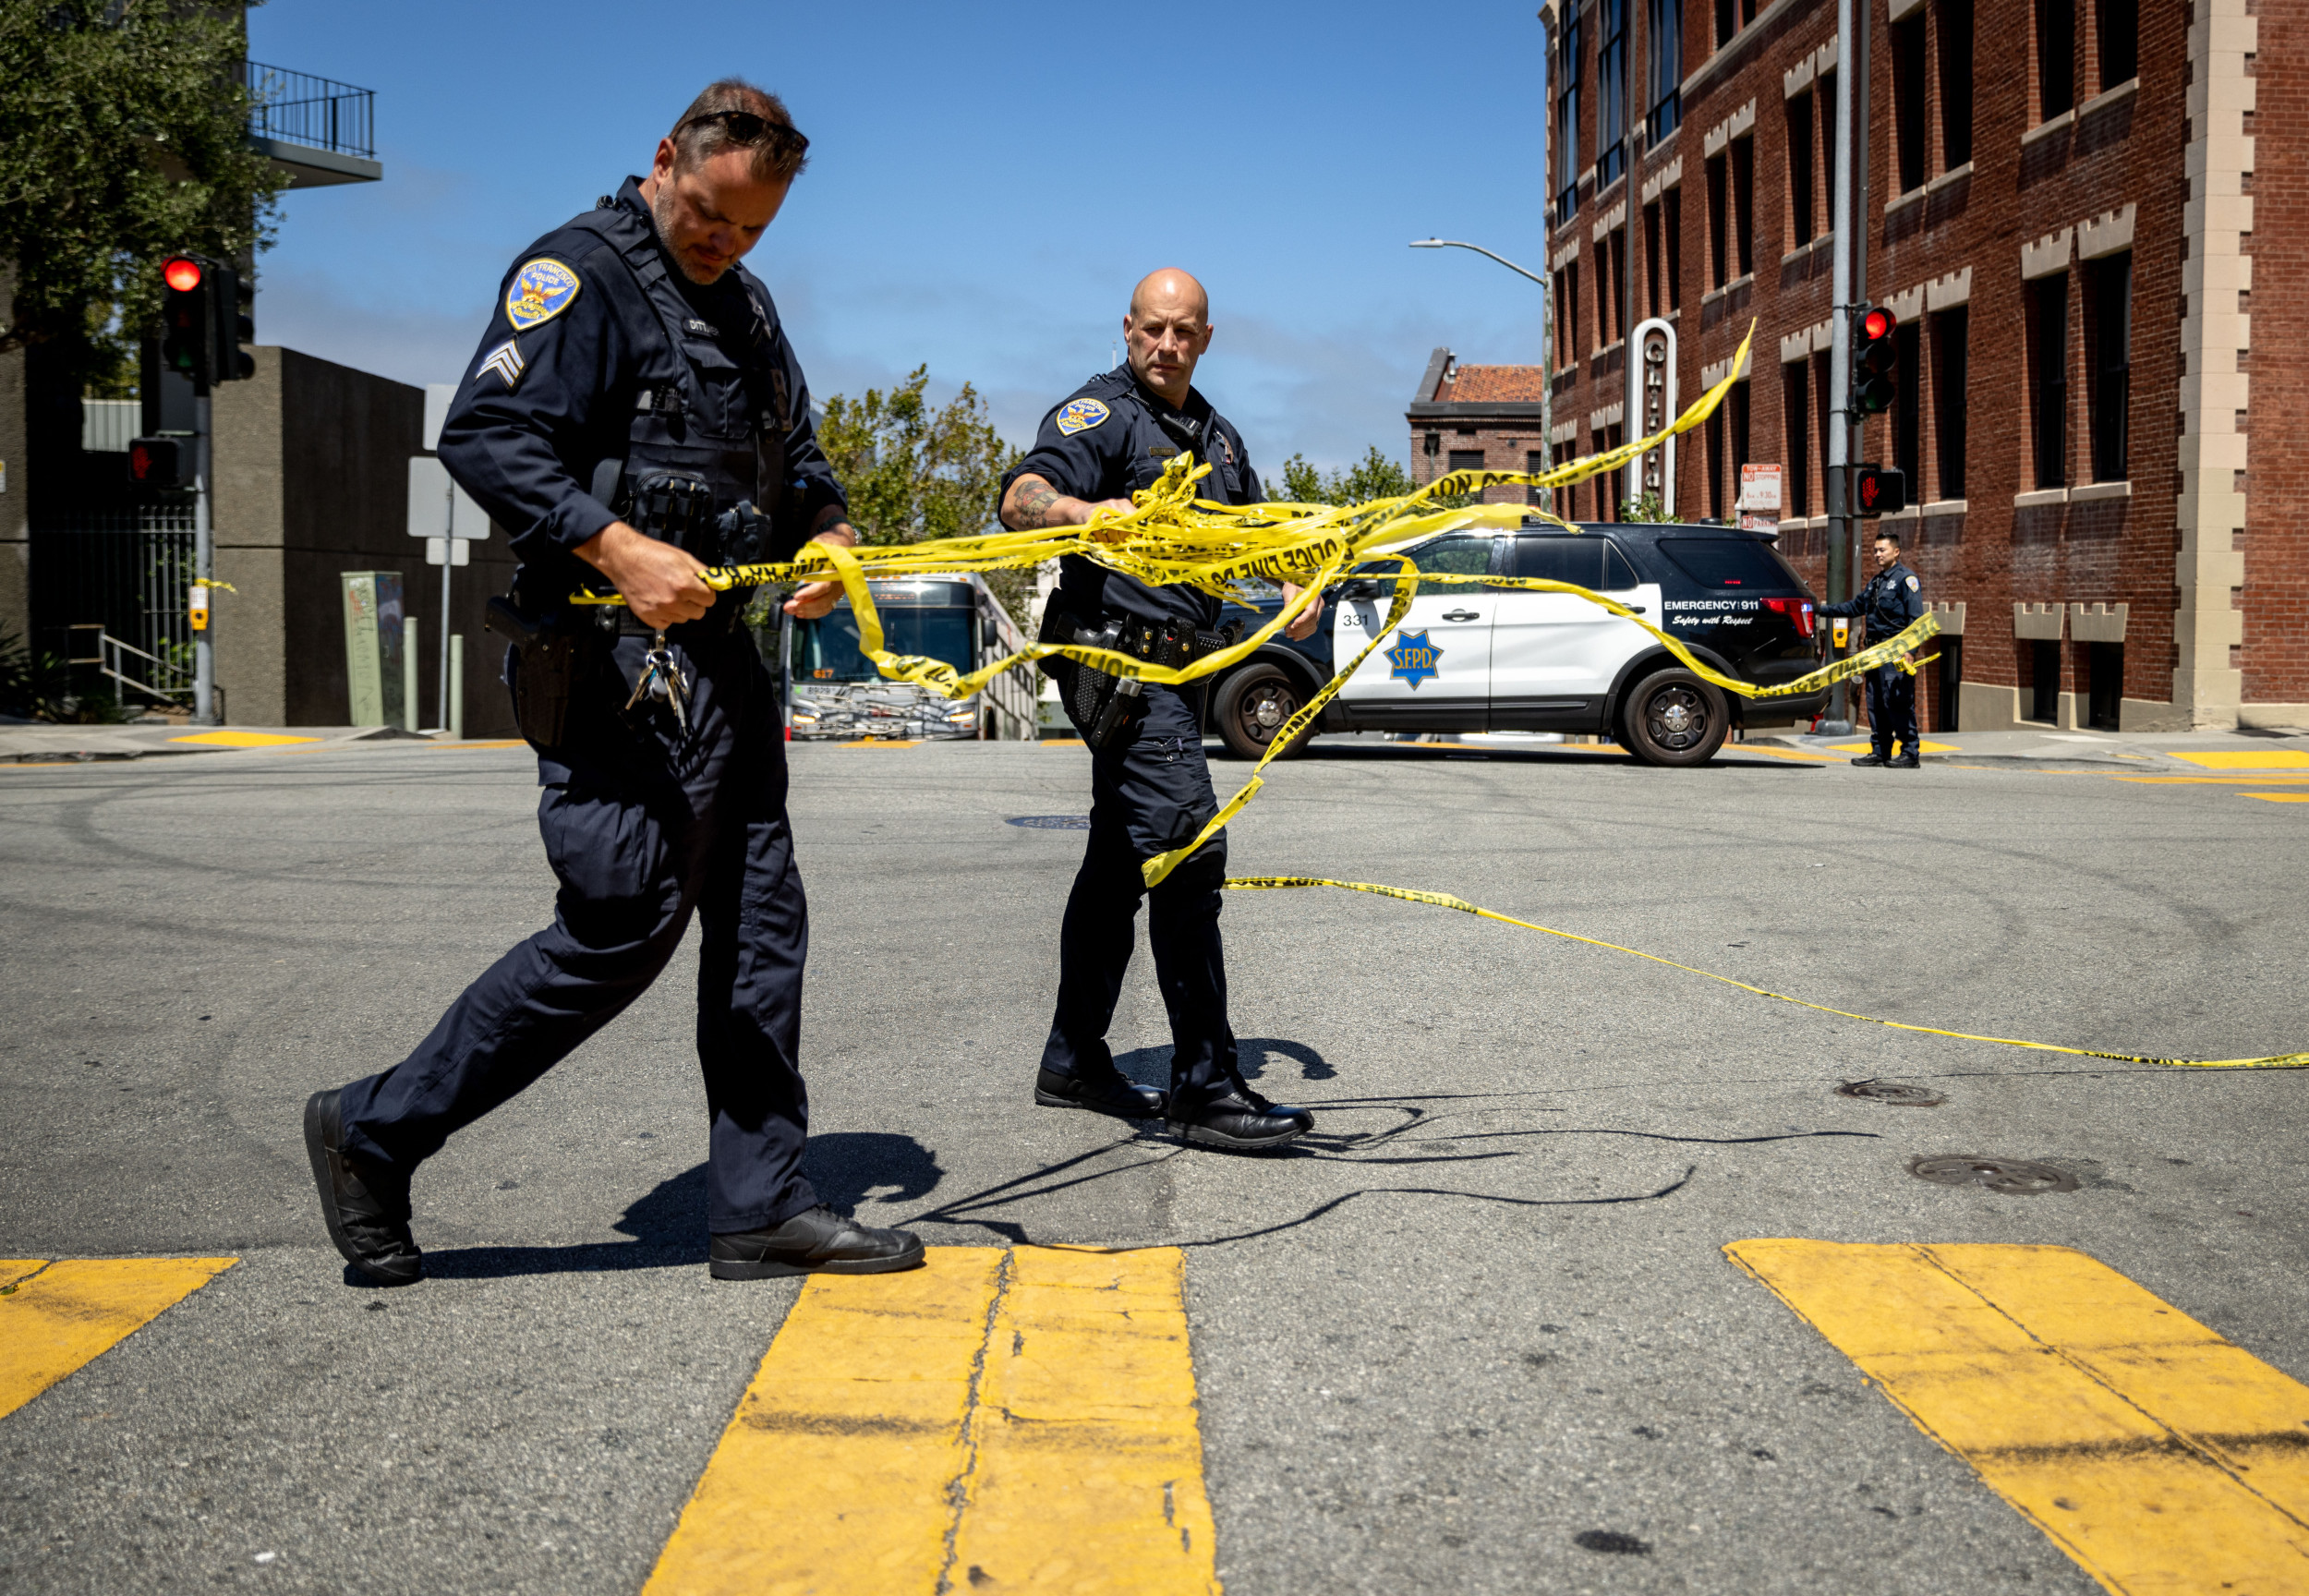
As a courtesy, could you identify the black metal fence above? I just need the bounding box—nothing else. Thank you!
[30,510,199,704]
[238,60,376,160]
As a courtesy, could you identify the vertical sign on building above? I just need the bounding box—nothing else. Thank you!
[1628,318,1676,514]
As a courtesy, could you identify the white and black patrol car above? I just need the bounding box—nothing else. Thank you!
[1207,519,1827,767]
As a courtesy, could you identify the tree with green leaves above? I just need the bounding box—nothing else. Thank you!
[815,365,1034,622]
[1268,445,1417,507]
[0,0,285,393]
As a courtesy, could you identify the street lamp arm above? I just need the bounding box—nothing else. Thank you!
[1408,238,1549,288]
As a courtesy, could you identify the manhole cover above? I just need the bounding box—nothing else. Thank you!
[1836,1079,1945,1106]
[1907,1155,2079,1195]
[1007,815,1093,829]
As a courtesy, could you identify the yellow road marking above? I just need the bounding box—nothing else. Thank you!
[169,731,318,747]
[839,738,923,749]
[2170,749,2309,769]
[1737,745,1837,761]
[2245,792,2309,803]
[425,739,527,751]
[2117,774,2309,785]
[1039,738,1086,747]
[644,1246,1218,1595]
[1728,1240,2309,1592]
[1829,739,1961,754]
[0,1258,236,1421]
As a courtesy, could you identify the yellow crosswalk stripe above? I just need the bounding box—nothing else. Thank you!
[1728,1240,2309,1592]
[2245,792,2309,804]
[0,1258,237,1421]
[2169,750,2309,769]
[644,1246,1220,1595]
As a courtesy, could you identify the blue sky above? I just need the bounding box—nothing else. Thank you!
[248,2,1553,476]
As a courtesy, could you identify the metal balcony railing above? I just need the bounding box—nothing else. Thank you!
[236,61,375,160]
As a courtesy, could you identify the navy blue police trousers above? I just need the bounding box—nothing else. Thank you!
[1866,661,1919,759]
[335,624,820,1234]
[1039,677,1239,1111]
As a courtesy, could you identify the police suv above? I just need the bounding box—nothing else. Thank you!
[1206,520,1826,767]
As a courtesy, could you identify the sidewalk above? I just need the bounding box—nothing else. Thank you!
[0,720,438,764]
[1754,721,2309,769]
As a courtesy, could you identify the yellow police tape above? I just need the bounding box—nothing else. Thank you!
[578,323,1940,885]
[1223,877,2309,1070]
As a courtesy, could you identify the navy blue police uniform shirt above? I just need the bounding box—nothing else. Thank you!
[1001,368,1260,632]
[1821,560,1925,644]
[436,176,846,581]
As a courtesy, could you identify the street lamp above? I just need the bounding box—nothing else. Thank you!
[1409,238,1554,511]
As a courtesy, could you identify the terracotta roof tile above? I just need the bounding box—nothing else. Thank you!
[1435,365,1550,403]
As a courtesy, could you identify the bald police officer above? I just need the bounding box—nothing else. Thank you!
[304,81,924,1285]
[1000,270,1319,1151]
[1821,529,1926,768]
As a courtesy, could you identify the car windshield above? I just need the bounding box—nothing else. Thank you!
[792,605,973,683]
[1654,538,1803,590]
[1354,534,1496,597]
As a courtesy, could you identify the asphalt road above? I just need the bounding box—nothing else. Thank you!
[3,731,2305,1593]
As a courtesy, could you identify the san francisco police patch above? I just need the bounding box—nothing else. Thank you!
[1056,397,1110,436]
[1386,628,1442,689]
[505,259,581,332]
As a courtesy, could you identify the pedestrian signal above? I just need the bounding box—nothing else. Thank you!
[127,437,194,490]
[1855,463,1907,518]
[1855,304,1898,415]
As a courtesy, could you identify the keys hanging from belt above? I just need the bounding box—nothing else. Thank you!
[624,630,691,732]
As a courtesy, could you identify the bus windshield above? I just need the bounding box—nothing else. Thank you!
[792,605,974,684]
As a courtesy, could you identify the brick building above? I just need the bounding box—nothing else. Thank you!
[1405,353,1564,507]
[1522,0,2296,731]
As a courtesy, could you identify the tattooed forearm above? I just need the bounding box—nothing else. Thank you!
[1005,476,1064,530]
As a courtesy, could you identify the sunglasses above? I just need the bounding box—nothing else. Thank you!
[677,110,809,162]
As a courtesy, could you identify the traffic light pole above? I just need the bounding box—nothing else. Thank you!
[1821,0,1862,733]
[193,395,217,725]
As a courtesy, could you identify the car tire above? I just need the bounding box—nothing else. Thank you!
[1214,662,1315,760]
[1618,667,1729,767]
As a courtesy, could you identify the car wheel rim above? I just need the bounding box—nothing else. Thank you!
[1646,687,1707,750]
[1243,683,1296,744]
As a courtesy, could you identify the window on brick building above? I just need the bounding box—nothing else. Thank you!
[1604,227,1628,345]
[1706,152,1729,286]
[1932,305,1968,499]
[1555,10,1582,225]
[1601,425,1626,517]
[2027,275,2070,490]
[1818,73,1836,201]
[2037,0,2075,119]
[1553,441,1580,517]
[1448,450,1487,476]
[1731,135,1755,277]
[1527,450,1550,508]
[1644,201,1662,319]
[2086,252,2131,481]
[1662,191,1682,310]
[1707,409,1727,519]
[1939,0,1975,167]
[1599,0,1628,188]
[1786,94,1817,246]
[1648,0,1683,139]
[1892,13,1928,194]
[1783,358,1810,516]
[1812,349,1833,517]
[1730,377,1751,502]
[1892,318,1923,489]
[2097,0,2137,88]
[1715,0,1735,48]
[1555,263,1579,367]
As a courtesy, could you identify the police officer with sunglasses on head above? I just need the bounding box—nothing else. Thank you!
[305,81,925,1287]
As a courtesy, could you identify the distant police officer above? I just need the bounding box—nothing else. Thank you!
[1821,529,1926,768]
[304,82,924,1286]
[1000,269,1319,1150]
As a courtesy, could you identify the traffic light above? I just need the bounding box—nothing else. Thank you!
[210,261,255,383]
[160,255,212,390]
[1854,303,1898,415]
[126,437,196,490]
[1855,462,1908,518]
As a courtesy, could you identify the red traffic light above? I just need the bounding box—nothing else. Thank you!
[163,257,204,292]
[1860,306,1895,342]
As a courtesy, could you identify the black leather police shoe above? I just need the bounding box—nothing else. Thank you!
[303,1089,423,1288]
[709,1206,925,1280]
[1167,1087,1314,1152]
[1889,753,1921,768]
[1034,1066,1167,1121]
[1850,752,1888,767]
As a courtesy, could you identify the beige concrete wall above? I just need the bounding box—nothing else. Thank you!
[212,347,517,732]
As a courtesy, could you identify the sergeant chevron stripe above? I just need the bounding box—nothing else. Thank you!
[478,338,525,391]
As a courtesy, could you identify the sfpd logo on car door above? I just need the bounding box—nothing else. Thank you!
[1386,629,1441,688]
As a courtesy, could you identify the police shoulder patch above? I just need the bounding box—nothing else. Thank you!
[505,258,582,332]
[1905,574,1919,590]
[1056,397,1110,436]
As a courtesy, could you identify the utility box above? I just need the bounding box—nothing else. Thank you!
[342,572,407,728]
